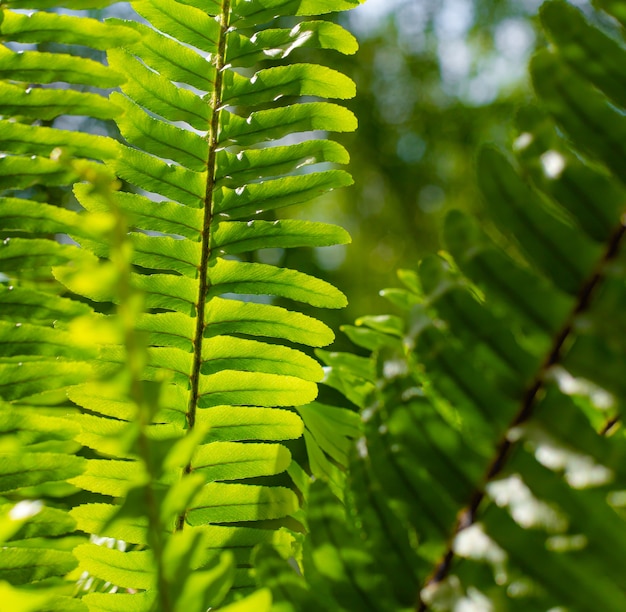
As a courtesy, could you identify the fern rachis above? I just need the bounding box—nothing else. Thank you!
[0,0,364,608]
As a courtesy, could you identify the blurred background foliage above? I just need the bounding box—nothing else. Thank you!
[294,0,550,336]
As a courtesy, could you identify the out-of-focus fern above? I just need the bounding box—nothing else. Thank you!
[255,2,626,610]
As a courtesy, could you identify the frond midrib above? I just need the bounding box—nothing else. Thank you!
[417,220,626,609]
[177,0,231,533]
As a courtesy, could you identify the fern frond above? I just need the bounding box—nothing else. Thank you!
[0,0,364,604]
[254,2,626,610]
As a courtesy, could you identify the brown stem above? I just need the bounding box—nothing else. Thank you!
[599,415,620,436]
[417,221,626,610]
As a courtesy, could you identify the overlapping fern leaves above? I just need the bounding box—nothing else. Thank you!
[0,0,363,608]
[253,2,626,610]
[7,0,626,609]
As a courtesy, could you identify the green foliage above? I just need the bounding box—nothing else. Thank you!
[0,0,363,609]
[253,1,626,610]
[309,0,543,327]
[3,0,626,610]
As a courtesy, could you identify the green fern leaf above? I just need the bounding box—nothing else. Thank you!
[0,11,139,48]
[0,48,124,87]
[0,547,78,585]
[74,546,155,591]
[0,0,363,605]
[260,2,626,611]
[81,591,155,612]
[0,82,120,120]
[0,0,362,604]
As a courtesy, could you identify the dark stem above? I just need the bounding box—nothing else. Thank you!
[417,220,626,611]
[176,0,231,532]
[599,415,620,436]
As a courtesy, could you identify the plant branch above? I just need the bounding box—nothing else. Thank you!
[417,219,626,611]
[599,414,620,436]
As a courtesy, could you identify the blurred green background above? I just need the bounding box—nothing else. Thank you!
[286,0,549,339]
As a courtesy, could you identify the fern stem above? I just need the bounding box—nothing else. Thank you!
[137,427,173,611]
[600,414,620,435]
[177,0,231,532]
[110,190,174,611]
[417,219,626,611]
